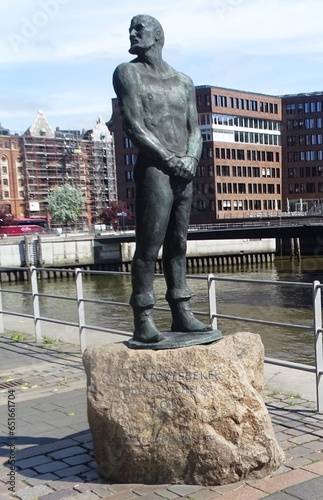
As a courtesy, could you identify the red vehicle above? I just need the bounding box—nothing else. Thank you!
[0,225,45,237]
[16,218,48,229]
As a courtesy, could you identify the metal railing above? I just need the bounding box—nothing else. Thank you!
[207,274,323,413]
[0,266,322,412]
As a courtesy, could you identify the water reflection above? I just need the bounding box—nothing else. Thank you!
[2,257,323,366]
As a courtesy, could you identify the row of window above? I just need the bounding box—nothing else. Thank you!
[197,94,279,114]
[286,118,323,130]
[287,134,323,146]
[216,165,281,178]
[217,182,280,195]
[202,129,281,146]
[193,183,215,195]
[199,113,281,131]
[214,147,280,163]
[287,151,323,162]
[285,100,323,115]
[288,166,323,178]
[288,183,322,194]
[218,199,281,211]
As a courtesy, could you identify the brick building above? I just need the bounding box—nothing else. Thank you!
[109,86,283,223]
[282,92,323,214]
[16,111,117,227]
[0,127,24,217]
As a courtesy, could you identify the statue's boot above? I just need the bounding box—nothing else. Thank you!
[168,298,213,333]
[133,306,165,343]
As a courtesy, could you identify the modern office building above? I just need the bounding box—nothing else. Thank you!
[282,92,323,214]
[194,86,282,221]
[109,86,283,223]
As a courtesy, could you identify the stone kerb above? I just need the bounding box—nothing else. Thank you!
[83,332,284,485]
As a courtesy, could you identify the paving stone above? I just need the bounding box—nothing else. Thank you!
[34,460,69,474]
[289,434,318,445]
[302,459,323,475]
[264,493,296,499]
[284,456,312,469]
[218,484,266,499]
[252,468,317,494]
[182,488,219,499]
[55,464,91,478]
[46,477,84,491]
[17,454,51,470]
[283,476,323,499]
[138,494,169,500]
[38,488,79,499]
[166,485,203,497]
[48,445,86,460]
[133,485,169,496]
[66,493,99,500]
[15,484,54,500]
[153,488,179,499]
[16,439,77,460]
[23,473,60,486]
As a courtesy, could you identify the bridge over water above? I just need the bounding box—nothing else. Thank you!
[97,215,323,243]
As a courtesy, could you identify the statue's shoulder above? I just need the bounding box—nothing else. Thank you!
[165,63,194,89]
[113,61,138,82]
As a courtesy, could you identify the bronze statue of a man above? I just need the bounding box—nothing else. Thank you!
[113,14,211,343]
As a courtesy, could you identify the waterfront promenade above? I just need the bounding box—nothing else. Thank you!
[1,329,323,499]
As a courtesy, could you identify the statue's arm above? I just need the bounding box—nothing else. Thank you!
[185,77,203,162]
[170,75,202,182]
[113,64,178,169]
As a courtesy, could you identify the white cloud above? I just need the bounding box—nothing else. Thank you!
[3,0,323,130]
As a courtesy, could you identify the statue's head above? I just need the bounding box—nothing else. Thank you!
[129,15,165,55]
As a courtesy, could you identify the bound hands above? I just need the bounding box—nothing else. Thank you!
[163,155,198,184]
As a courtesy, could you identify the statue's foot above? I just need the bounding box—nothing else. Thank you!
[169,299,213,333]
[133,329,165,344]
[171,314,213,333]
[133,307,165,343]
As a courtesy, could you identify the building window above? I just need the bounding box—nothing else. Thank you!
[219,96,227,107]
[125,170,133,182]
[286,103,296,114]
[221,165,230,176]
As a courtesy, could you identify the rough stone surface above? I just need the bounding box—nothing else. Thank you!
[83,332,284,485]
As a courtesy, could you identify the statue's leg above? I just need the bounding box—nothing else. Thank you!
[130,163,173,342]
[163,180,212,333]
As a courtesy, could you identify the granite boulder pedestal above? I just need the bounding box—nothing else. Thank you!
[83,332,284,485]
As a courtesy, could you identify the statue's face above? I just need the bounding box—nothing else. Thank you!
[129,16,157,55]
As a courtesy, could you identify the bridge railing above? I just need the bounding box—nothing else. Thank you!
[0,266,322,412]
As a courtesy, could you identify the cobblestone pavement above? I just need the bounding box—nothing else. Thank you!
[1,332,323,500]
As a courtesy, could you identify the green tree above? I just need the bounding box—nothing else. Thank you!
[47,185,85,227]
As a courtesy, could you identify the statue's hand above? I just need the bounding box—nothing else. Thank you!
[162,156,198,184]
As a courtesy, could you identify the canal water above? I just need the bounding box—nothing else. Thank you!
[2,255,323,366]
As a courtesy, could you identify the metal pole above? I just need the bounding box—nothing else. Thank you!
[30,266,42,342]
[75,268,86,353]
[0,279,4,334]
[313,280,323,413]
[207,274,217,330]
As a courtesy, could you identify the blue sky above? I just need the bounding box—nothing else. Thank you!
[2,0,323,133]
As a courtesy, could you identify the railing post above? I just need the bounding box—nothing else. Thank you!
[207,274,217,330]
[75,268,86,353]
[30,266,42,342]
[0,279,4,333]
[313,280,323,413]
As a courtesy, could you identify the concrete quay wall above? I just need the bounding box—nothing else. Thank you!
[0,234,276,280]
